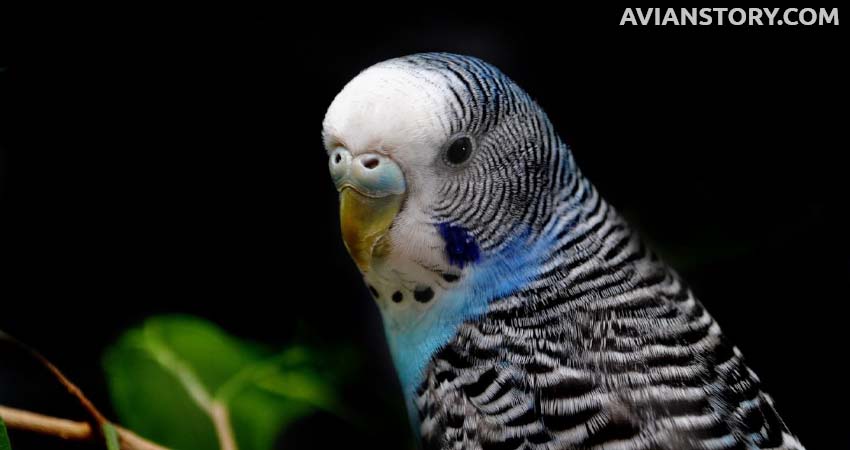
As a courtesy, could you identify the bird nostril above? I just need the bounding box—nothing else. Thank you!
[334,153,342,164]
[361,156,380,170]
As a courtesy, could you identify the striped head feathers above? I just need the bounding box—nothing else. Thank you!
[323,53,572,330]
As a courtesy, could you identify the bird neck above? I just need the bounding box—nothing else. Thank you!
[385,158,673,411]
[504,170,672,313]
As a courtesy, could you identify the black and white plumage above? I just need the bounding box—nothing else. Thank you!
[322,53,804,450]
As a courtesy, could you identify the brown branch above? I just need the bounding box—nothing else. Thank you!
[31,351,109,426]
[0,331,106,426]
[0,405,90,440]
[1,331,168,449]
[0,405,168,450]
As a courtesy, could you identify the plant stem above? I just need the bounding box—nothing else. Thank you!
[0,405,167,450]
[210,401,237,450]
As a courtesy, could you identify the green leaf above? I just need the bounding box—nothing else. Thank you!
[102,422,120,450]
[228,385,314,450]
[255,369,340,414]
[103,315,339,450]
[0,414,12,450]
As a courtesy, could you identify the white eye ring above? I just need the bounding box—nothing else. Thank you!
[328,147,352,183]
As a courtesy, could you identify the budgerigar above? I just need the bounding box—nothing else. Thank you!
[322,53,803,450]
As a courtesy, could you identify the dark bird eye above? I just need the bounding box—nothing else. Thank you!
[445,136,473,165]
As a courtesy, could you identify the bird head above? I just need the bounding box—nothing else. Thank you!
[322,53,572,327]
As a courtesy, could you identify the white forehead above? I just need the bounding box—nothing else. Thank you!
[322,63,453,156]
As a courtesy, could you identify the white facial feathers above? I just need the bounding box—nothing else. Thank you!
[322,63,454,168]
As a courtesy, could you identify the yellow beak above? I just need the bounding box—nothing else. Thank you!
[339,187,404,273]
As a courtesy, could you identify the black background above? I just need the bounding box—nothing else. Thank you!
[1,7,847,449]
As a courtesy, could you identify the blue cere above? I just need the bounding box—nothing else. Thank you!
[437,222,480,268]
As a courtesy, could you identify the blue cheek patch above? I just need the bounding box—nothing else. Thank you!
[437,223,480,268]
